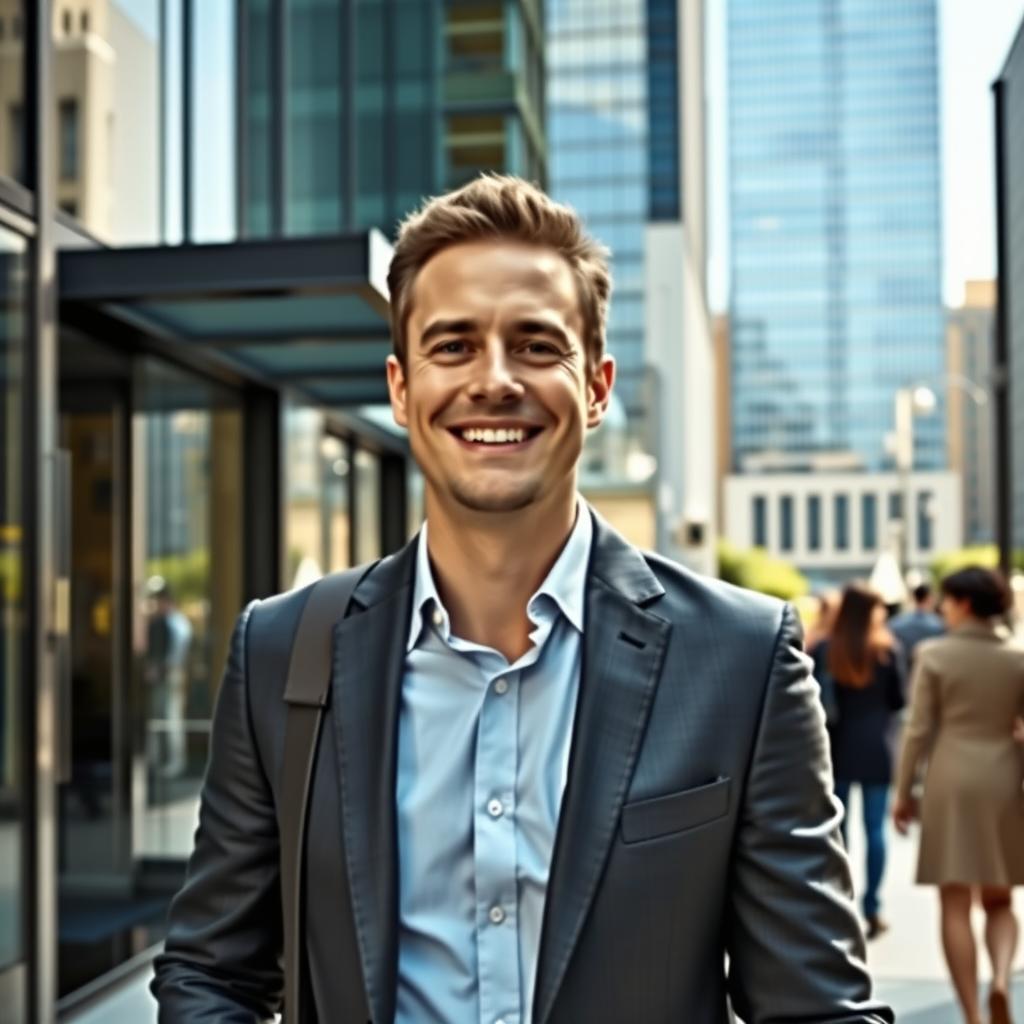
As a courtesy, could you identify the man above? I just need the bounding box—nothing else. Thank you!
[153,176,892,1022]
[889,582,944,669]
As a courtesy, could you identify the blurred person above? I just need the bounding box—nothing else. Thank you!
[893,567,1024,1024]
[805,588,841,651]
[152,176,891,1023]
[144,578,193,779]
[813,583,907,939]
[889,582,945,669]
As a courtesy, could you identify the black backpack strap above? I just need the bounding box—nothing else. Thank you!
[279,562,377,1022]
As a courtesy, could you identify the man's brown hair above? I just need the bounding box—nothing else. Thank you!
[387,174,611,371]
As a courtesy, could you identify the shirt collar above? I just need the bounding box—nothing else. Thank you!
[406,500,593,653]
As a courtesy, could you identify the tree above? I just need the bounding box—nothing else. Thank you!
[717,540,810,601]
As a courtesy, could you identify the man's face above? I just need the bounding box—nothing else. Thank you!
[387,240,614,515]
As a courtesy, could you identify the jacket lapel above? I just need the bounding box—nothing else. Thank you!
[533,513,671,1024]
[330,539,417,1024]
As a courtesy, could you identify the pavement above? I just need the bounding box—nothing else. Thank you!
[67,788,1022,1023]
[843,784,1024,1021]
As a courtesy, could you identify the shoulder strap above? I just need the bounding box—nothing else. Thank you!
[280,562,377,1022]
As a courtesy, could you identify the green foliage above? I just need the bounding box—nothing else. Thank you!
[930,545,1024,582]
[144,548,210,605]
[717,540,810,601]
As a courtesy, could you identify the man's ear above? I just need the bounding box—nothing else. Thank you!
[586,355,616,429]
[386,354,409,428]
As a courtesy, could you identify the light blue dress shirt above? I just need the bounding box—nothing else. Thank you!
[395,504,593,1024]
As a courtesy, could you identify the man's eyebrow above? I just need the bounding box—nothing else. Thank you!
[419,319,477,345]
[513,319,571,345]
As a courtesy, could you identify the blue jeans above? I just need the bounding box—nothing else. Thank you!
[833,780,889,919]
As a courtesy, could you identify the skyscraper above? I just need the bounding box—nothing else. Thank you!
[239,0,546,240]
[547,0,715,572]
[727,0,944,473]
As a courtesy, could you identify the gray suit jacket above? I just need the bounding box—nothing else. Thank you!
[152,512,892,1023]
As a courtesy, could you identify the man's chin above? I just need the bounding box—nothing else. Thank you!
[447,479,541,514]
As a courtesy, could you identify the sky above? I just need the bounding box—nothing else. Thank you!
[706,0,1024,314]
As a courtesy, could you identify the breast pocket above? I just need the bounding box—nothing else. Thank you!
[620,776,731,844]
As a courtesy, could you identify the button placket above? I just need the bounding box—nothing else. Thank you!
[474,667,521,1024]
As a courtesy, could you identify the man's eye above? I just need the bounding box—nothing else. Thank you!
[522,340,559,355]
[434,340,467,355]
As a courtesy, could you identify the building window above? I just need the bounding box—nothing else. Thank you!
[82,10,90,32]
[807,495,821,551]
[861,493,878,551]
[834,494,849,551]
[779,495,794,552]
[59,99,79,181]
[753,495,767,547]
[63,9,72,34]
[917,491,934,551]
[888,491,903,521]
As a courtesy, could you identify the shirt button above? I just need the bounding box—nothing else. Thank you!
[432,608,443,627]
[487,798,504,818]
[494,678,509,695]
[488,905,506,925]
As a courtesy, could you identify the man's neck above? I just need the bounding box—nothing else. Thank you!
[423,489,580,661]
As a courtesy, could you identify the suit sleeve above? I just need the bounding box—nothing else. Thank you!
[726,604,894,1024]
[151,601,284,1023]
[894,648,940,804]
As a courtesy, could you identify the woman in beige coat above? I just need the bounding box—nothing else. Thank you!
[893,567,1024,1024]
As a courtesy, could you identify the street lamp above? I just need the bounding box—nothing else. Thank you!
[888,375,989,581]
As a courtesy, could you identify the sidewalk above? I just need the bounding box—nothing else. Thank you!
[844,785,1024,1020]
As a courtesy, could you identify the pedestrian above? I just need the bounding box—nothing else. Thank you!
[889,581,945,670]
[151,174,892,1022]
[805,588,841,652]
[893,566,1024,1024]
[813,582,907,939]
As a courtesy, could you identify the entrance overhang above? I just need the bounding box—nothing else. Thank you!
[58,230,396,406]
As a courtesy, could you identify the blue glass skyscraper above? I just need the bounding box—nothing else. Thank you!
[727,0,944,471]
[547,0,684,432]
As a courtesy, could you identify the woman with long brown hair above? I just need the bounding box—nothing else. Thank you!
[893,567,1024,1024]
[812,582,906,938]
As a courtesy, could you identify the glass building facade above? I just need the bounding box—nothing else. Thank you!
[0,0,506,1016]
[727,0,944,472]
[241,0,546,240]
[547,0,650,423]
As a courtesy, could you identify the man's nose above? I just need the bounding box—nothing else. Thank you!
[468,342,524,403]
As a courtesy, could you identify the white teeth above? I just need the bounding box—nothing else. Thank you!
[459,427,530,444]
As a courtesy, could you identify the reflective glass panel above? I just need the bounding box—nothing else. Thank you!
[0,226,27,971]
[0,1,27,185]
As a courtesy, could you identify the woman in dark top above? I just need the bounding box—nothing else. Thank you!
[812,583,907,939]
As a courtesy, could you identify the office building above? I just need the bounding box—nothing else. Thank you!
[724,463,961,584]
[994,15,1024,567]
[547,0,715,573]
[727,0,945,473]
[0,2,546,1019]
[946,280,996,545]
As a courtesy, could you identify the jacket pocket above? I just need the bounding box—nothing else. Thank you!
[620,776,731,844]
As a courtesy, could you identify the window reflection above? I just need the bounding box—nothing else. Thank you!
[0,226,26,971]
[0,1,27,185]
[134,360,242,859]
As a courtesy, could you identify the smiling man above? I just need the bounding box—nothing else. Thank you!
[153,175,893,1023]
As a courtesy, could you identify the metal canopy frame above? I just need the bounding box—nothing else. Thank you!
[57,230,396,407]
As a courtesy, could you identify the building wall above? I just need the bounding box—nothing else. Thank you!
[996,18,1024,551]
[724,469,961,581]
[946,280,995,544]
[727,0,945,472]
